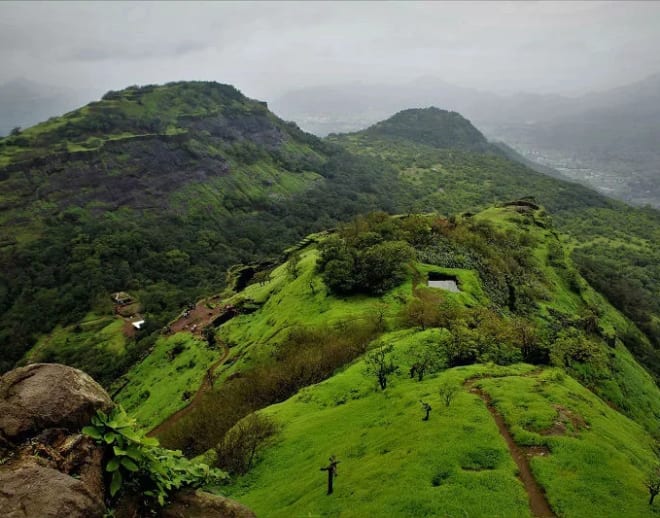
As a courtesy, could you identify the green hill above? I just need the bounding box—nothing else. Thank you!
[128,206,659,517]
[330,110,660,378]
[0,82,409,380]
[358,107,492,152]
[3,87,659,516]
[1,89,658,396]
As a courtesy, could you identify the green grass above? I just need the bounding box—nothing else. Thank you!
[476,369,659,518]
[27,313,127,360]
[223,346,534,518]
[217,246,412,376]
[115,333,220,430]
[221,337,657,517]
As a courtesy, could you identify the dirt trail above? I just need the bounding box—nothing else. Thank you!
[466,380,555,518]
[148,342,229,438]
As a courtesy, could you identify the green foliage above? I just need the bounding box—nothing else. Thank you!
[647,465,660,505]
[161,320,379,455]
[82,407,227,507]
[364,343,398,390]
[114,333,219,430]
[438,381,459,407]
[317,224,415,296]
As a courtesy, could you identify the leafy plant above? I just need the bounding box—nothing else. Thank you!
[83,407,227,506]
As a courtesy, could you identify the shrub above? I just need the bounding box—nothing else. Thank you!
[216,413,278,475]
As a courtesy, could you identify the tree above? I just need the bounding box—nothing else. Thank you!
[647,465,660,506]
[408,341,441,381]
[403,289,443,330]
[202,325,216,348]
[439,381,458,407]
[420,400,432,421]
[364,344,398,390]
[10,126,21,136]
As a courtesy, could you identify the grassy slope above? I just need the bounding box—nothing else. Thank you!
[225,347,657,518]
[68,204,654,516]
[26,313,128,361]
[471,207,660,432]
[331,131,660,378]
[227,357,534,518]
[478,371,658,518]
[187,207,658,516]
[114,333,219,430]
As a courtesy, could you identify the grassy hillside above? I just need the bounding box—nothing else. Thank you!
[3,95,658,400]
[0,82,411,378]
[331,112,660,378]
[227,360,657,518]
[133,206,660,517]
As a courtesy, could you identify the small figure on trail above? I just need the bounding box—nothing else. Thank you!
[420,400,432,421]
[320,455,340,495]
[206,368,214,387]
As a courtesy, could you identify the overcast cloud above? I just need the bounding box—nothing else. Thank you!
[1,1,659,101]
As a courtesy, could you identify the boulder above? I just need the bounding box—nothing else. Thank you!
[0,363,113,443]
[160,490,257,518]
[0,458,105,518]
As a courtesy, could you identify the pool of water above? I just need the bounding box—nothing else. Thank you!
[427,279,460,292]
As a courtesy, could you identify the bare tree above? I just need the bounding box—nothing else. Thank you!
[420,400,432,421]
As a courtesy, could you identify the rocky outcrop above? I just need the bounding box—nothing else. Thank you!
[161,490,257,518]
[0,363,112,517]
[0,363,256,518]
[0,459,105,518]
[0,363,113,444]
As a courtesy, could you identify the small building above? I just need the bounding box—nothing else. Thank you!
[131,320,145,330]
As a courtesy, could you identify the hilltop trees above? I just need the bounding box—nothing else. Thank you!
[318,235,415,296]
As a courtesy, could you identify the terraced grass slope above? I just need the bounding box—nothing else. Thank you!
[135,206,659,517]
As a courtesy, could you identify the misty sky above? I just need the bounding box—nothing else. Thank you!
[1,1,660,100]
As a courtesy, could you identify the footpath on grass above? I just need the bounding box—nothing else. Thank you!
[465,376,555,518]
[148,342,229,438]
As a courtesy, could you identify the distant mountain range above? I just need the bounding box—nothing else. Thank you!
[272,74,660,207]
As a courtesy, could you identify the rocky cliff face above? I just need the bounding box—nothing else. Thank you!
[0,363,255,518]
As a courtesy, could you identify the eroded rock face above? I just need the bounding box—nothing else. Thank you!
[0,363,113,443]
[160,490,257,518]
[0,458,105,518]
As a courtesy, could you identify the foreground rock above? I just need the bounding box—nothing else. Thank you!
[0,458,105,518]
[0,363,112,517]
[0,363,255,518]
[0,363,113,443]
[161,490,257,518]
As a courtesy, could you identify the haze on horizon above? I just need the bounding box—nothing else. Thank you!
[2,0,660,103]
